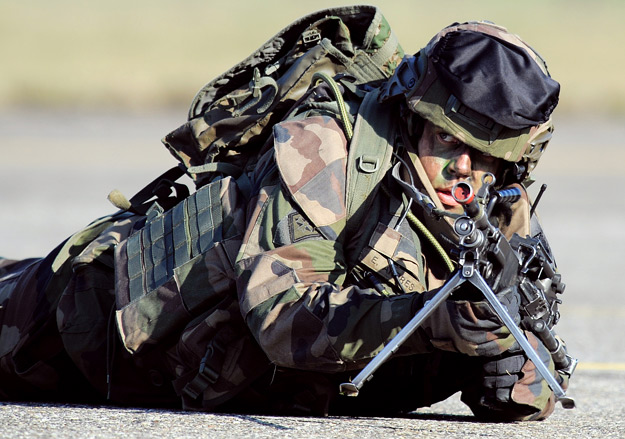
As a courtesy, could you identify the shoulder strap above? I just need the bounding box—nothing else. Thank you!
[344,89,396,236]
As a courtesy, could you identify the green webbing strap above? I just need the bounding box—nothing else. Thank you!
[345,89,395,235]
[369,29,400,68]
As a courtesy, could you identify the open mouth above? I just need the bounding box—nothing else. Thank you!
[436,189,460,207]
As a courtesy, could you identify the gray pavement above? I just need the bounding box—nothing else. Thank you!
[1,110,624,437]
[0,369,623,438]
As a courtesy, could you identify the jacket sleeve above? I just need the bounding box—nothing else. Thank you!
[235,116,430,372]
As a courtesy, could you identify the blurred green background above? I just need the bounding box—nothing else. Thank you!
[2,0,623,115]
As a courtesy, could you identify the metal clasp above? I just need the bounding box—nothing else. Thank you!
[357,155,380,174]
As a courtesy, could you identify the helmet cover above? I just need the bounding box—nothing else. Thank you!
[396,21,559,167]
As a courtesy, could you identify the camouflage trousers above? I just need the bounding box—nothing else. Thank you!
[0,250,179,407]
[0,255,80,401]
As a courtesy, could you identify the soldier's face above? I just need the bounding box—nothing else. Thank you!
[417,121,502,214]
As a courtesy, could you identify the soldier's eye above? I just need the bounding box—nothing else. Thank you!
[438,132,461,146]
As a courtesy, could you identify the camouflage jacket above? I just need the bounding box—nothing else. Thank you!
[234,111,534,373]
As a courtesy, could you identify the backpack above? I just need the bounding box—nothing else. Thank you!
[109,5,403,411]
[161,5,403,188]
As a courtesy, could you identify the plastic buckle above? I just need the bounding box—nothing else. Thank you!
[198,339,225,384]
[302,29,321,47]
[182,339,226,400]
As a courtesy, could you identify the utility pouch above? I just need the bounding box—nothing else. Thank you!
[114,176,245,355]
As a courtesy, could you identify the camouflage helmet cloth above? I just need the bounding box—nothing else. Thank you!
[429,28,559,130]
[385,21,559,164]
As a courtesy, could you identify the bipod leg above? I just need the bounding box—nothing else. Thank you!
[339,271,465,396]
[469,273,575,408]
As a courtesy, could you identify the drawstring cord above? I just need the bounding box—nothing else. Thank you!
[311,72,354,140]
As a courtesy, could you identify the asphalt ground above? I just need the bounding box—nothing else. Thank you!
[1,109,624,437]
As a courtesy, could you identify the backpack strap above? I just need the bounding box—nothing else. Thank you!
[344,88,396,237]
[107,165,189,216]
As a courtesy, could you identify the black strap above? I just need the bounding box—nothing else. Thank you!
[119,165,189,216]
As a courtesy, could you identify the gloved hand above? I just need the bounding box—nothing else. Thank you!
[463,332,569,422]
[419,285,521,357]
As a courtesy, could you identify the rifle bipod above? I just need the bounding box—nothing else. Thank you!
[339,267,576,408]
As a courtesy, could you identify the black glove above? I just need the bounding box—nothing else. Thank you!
[421,285,521,357]
[464,332,568,421]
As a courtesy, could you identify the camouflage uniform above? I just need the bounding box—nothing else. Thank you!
[0,14,569,421]
[232,111,566,419]
[0,112,565,420]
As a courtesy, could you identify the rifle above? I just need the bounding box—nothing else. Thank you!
[340,173,577,408]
